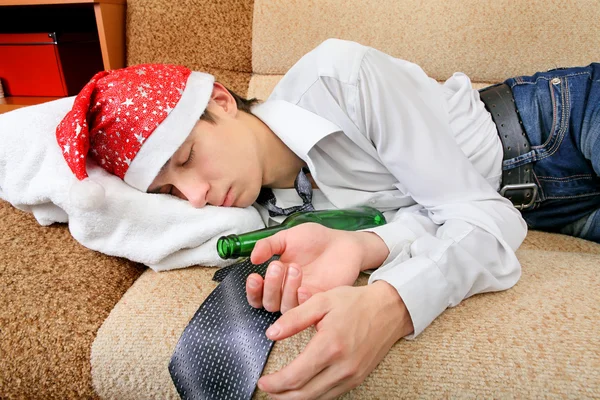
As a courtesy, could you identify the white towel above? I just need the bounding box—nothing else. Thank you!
[0,98,265,271]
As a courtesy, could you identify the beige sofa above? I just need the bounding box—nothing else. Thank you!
[1,0,599,398]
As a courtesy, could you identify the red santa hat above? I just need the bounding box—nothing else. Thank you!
[56,64,214,208]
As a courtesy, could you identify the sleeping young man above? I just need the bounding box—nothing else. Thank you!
[57,38,600,399]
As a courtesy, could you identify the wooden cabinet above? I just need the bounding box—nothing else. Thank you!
[0,0,126,113]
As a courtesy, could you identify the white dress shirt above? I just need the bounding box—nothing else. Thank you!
[251,39,527,338]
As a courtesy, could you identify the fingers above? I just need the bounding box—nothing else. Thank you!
[259,302,337,394]
[262,261,285,312]
[245,273,264,308]
[263,368,351,400]
[247,260,304,313]
[250,231,287,265]
[265,293,329,341]
[280,264,302,314]
[247,261,286,312]
[260,334,330,395]
[258,355,331,396]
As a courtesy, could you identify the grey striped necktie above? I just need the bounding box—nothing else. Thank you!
[169,256,280,400]
[256,167,315,217]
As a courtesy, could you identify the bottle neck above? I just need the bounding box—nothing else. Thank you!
[217,224,288,259]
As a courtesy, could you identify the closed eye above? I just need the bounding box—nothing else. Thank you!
[182,145,195,167]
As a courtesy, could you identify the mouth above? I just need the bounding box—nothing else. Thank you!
[221,187,235,207]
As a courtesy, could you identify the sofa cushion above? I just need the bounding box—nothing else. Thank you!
[0,201,145,399]
[91,230,600,399]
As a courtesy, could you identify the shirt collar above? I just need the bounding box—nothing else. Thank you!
[252,100,341,160]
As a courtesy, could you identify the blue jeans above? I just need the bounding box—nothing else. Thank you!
[504,64,600,243]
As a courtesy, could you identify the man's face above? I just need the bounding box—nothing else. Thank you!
[147,100,264,209]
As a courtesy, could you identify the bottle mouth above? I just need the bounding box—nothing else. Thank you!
[217,235,240,259]
[217,237,231,259]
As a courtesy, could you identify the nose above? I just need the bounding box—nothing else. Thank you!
[173,179,210,208]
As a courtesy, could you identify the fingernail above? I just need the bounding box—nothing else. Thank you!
[248,279,259,289]
[288,266,299,277]
[267,264,281,277]
[266,324,280,338]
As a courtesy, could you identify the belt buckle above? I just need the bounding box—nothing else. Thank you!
[500,183,538,210]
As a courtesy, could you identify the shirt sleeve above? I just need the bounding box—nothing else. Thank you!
[353,47,528,338]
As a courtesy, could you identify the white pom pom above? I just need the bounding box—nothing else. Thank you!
[69,178,106,210]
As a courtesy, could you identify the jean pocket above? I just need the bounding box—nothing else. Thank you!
[531,76,570,160]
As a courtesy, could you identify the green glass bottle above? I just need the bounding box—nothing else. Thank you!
[216,206,386,259]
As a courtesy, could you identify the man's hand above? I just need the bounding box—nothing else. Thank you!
[258,281,414,399]
[245,223,389,313]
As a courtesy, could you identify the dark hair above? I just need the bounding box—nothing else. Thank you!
[199,86,260,124]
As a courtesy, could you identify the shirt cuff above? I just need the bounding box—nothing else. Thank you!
[361,222,417,267]
[368,254,451,339]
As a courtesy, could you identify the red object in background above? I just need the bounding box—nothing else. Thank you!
[0,32,104,97]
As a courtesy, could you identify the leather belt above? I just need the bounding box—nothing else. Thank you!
[479,83,538,210]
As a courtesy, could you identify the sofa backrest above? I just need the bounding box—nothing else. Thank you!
[126,0,255,95]
[126,0,600,99]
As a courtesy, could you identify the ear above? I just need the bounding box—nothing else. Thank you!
[209,82,238,117]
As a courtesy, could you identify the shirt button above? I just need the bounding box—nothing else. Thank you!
[551,77,561,85]
[369,199,376,204]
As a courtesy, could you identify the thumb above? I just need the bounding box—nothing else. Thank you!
[250,230,288,264]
